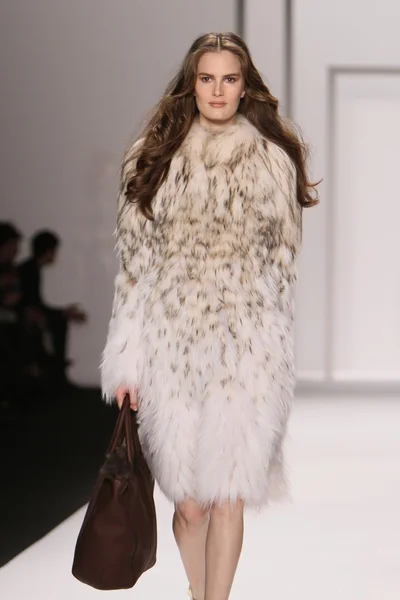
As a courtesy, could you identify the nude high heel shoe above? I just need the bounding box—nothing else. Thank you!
[187,586,196,600]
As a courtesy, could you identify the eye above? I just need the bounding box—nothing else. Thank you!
[201,76,211,83]
[225,77,237,83]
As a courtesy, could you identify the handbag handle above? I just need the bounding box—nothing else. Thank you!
[107,394,140,465]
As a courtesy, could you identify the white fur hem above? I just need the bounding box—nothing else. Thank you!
[100,272,154,404]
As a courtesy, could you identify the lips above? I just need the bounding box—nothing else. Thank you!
[209,102,226,107]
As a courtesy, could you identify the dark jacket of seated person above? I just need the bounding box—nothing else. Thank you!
[18,231,86,376]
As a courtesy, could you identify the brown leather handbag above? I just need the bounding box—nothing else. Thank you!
[72,394,157,590]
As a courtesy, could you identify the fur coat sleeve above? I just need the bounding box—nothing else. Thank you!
[267,145,302,275]
[100,140,155,403]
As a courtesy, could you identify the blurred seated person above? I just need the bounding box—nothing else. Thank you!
[0,262,50,413]
[18,230,87,386]
[0,221,21,267]
[0,263,22,323]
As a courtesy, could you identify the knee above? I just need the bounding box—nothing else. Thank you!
[174,499,210,530]
[210,499,244,522]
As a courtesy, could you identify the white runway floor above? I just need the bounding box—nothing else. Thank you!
[1,396,400,599]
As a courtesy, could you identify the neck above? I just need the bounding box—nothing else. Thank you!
[198,112,238,133]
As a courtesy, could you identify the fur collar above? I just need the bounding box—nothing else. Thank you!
[179,114,264,168]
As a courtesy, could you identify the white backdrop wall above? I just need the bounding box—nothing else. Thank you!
[246,0,400,387]
[0,0,236,385]
[244,0,287,111]
[291,0,400,385]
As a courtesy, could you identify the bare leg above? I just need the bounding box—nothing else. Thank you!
[173,498,210,600]
[204,500,245,600]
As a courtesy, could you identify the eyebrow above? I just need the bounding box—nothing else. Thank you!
[197,72,241,77]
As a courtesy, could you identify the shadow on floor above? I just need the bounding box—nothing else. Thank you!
[0,386,116,567]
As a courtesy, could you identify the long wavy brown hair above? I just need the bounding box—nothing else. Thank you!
[123,32,319,220]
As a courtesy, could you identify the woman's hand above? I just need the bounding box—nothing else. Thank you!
[115,385,138,411]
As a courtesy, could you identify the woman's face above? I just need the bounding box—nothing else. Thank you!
[194,50,245,129]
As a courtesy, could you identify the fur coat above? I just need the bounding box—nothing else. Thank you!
[100,114,302,511]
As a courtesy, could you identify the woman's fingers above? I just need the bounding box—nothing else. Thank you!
[115,386,128,409]
[130,387,138,411]
[115,386,138,410]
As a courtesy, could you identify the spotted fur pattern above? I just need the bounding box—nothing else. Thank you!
[100,115,302,510]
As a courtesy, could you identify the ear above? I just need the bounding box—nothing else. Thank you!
[240,90,246,99]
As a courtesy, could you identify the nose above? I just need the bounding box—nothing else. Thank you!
[213,80,223,97]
